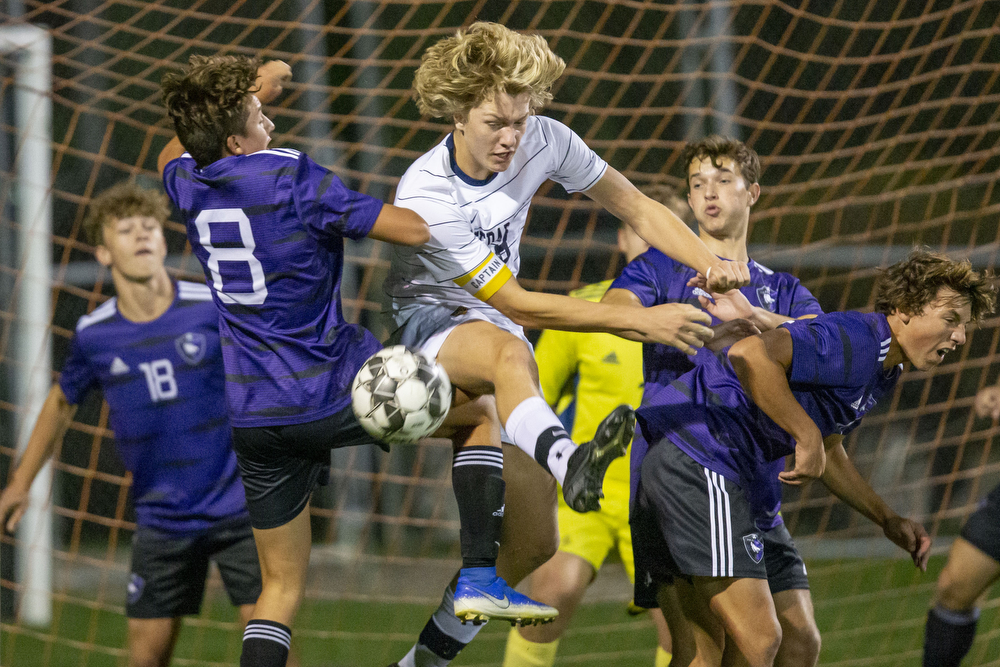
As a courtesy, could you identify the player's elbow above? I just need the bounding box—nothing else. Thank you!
[399,210,430,245]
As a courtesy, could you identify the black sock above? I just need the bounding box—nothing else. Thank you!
[241,619,291,667]
[452,446,505,570]
[418,615,468,661]
[924,605,979,667]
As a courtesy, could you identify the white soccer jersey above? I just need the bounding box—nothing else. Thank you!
[386,115,608,324]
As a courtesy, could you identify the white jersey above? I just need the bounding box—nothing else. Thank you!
[386,115,608,325]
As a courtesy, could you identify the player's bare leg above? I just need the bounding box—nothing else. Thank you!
[657,584,689,666]
[923,537,1000,667]
[516,552,594,643]
[678,576,781,667]
[127,617,182,667]
[429,390,557,626]
[772,589,820,667]
[496,442,559,585]
[437,321,632,512]
[239,505,311,665]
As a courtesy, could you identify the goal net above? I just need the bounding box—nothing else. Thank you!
[2,1,999,665]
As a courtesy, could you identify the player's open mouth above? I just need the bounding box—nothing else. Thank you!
[937,347,953,359]
[705,205,720,215]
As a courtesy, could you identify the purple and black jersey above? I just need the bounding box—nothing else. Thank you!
[637,311,900,506]
[611,249,823,527]
[163,149,384,427]
[59,281,246,534]
[611,249,822,392]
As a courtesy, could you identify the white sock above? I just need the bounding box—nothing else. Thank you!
[505,396,576,485]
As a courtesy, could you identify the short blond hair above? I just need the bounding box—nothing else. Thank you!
[413,22,566,119]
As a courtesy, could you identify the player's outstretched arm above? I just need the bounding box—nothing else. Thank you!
[604,286,759,351]
[367,204,430,246]
[0,384,77,533]
[586,167,749,293]
[156,59,293,175]
[490,279,713,355]
[728,329,825,482]
[820,434,931,571]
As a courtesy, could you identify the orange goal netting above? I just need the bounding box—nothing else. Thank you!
[2,1,999,665]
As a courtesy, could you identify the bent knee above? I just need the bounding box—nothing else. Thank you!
[733,617,782,667]
[935,565,979,611]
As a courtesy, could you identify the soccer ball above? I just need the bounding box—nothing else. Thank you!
[351,345,452,444]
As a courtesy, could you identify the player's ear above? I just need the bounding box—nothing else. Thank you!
[896,309,912,324]
[453,113,467,134]
[94,243,113,267]
[225,134,243,156]
[748,182,761,207]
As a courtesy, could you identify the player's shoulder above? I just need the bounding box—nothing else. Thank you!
[397,141,460,202]
[176,280,213,303]
[569,279,613,302]
[246,147,303,164]
[75,298,118,334]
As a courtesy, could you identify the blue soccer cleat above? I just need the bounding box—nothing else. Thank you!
[453,566,558,626]
[562,404,635,512]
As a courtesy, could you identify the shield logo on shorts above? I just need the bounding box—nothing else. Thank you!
[175,332,207,365]
[756,286,776,311]
[127,573,145,605]
[743,533,764,564]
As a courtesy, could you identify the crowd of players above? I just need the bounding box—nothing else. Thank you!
[2,21,1000,667]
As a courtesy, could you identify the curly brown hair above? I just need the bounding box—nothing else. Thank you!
[161,54,261,167]
[874,249,996,322]
[83,182,171,247]
[682,136,761,188]
[413,22,566,120]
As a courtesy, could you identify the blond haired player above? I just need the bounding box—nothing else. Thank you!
[385,22,748,666]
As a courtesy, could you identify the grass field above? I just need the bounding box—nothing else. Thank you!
[3,554,999,666]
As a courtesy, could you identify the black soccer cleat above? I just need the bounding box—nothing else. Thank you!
[562,404,635,513]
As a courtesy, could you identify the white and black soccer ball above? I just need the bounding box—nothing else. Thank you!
[351,345,452,444]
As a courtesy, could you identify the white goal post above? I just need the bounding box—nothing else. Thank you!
[1,23,53,628]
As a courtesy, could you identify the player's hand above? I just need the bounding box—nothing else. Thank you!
[254,60,292,104]
[693,285,755,323]
[690,261,750,293]
[645,303,713,355]
[974,386,1000,420]
[0,483,30,534]
[706,319,760,351]
[780,433,826,485]
[882,515,931,572]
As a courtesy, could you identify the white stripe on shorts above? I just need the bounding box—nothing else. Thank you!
[705,469,734,577]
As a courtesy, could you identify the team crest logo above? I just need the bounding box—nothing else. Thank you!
[127,573,145,605]
[743,533,764,563]
[175,332,207,365]
[756,286,776,311]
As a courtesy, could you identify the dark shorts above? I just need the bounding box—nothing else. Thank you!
[632,439,766,607]
[961,483,1000,563]
[231,405,376,530]
[127,515,261,619]
[763,522,810,595]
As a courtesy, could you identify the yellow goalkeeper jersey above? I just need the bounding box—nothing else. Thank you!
[534,280,644,488]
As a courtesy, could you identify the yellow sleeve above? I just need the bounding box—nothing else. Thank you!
[534,328,579,409]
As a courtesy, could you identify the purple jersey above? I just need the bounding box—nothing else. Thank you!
[59,281,247,534]
[163,149,384,427]
[637,311,900,512]
[612,249,823,526]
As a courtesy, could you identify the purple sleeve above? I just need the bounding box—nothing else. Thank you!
[295,154,384,241]
[785,278,823,318]
[610,252,662,307]
[783,314,881,388]
[58,334,95,406]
